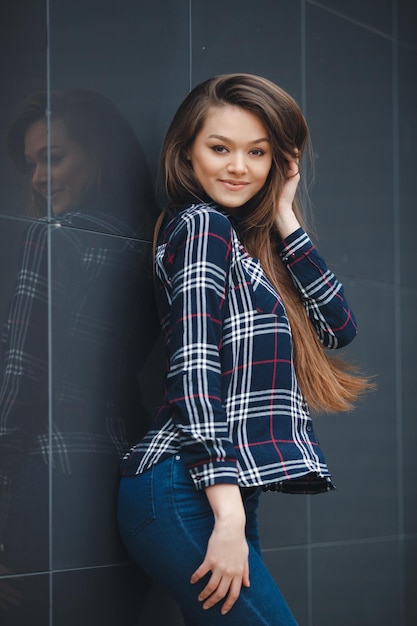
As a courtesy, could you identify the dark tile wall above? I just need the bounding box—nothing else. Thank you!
[0,1,415,625]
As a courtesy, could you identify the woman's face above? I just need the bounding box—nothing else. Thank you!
[24,118,96,215]
[187,105,272,210]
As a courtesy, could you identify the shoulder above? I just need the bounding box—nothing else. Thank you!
[160,204,234,269]
[164,203,234,246]
[173,203,232,232]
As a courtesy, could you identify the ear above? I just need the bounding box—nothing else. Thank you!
[184,148,192,162]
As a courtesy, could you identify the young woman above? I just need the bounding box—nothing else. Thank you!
[117,73,371,625]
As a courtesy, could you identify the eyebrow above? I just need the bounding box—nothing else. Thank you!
[207,134,270,144]
[24,144,62,160]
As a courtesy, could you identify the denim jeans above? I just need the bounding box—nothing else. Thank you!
[117,455,299,626]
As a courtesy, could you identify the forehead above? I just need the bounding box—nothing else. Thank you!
[24,118,71,151]
[199,105,268,139]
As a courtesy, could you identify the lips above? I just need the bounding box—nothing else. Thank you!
[219,179,249,191]
[38,188,64,199]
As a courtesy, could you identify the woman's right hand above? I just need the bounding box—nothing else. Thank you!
[190,484,249,615]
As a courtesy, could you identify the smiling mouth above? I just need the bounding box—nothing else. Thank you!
[43,189,65,201]
[220,180,249,190]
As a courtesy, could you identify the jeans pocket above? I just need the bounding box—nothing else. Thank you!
[117,470,155,535]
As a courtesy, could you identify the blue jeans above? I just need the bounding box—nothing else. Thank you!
[117,455,299,626]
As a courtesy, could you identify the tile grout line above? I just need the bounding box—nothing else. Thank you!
[45,0,53,624]
[391,1,405,624]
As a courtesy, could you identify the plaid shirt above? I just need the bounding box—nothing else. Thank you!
[121,204,358,493]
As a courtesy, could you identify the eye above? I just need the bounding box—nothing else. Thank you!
[249,148,266,157]
[50,153,64,165]
[210,145,229,154]
[22,160,35,174]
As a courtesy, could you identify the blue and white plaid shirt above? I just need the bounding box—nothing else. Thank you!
[121,204,357,493]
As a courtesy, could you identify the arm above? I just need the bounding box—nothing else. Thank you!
[275,161,357,348]
[191,484,249,615]
[163,208,239,488]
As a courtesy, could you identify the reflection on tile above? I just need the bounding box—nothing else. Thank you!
[311,540,400,626]
[5,89,157,239]
[49,226,160,569]
[0,572,49,626]
[0,217,50,575]
[192,0,301,99]
[53,564,150,626]
[306,5,393,283]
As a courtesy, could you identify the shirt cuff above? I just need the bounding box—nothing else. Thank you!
[188,460,240,490]
[277,228,313,263]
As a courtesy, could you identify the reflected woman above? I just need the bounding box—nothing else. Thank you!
[8,88,155,233]
[0,89,159,592]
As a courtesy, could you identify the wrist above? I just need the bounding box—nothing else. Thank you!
[275,211,301,239]
[205,484,246,525]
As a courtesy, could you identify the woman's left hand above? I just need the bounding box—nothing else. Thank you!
[190,483,249,615]
[190,517,249,615]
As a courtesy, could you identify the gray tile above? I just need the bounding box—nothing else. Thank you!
[401,287,417,534]
[258,491,308,549]
[50,0,190,184]
[262,547,309,626]
[192,0,302,100]
[308,0,392,35]
[399,46,417,289]
[0,572,49,626]
[404,537,417,626]
[311,540,401,626]
[306,5,394,284]
[398,0,417,48]
[0,0,47,220]
[53,564,154,626]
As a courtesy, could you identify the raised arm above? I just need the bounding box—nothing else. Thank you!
[274,160,357,349]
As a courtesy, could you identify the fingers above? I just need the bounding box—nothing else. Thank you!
[190,561,210,585]
[286,157,300,179]
[191,557,249,616]
[198,571,243,615]
[242,560,250,588]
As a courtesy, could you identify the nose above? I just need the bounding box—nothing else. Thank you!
[227,152,248,175]
[32,163,48,189]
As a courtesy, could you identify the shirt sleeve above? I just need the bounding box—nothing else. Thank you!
[277,228,357,349]
[162,207,238,489]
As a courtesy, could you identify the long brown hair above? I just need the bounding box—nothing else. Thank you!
[157,73,373,412]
